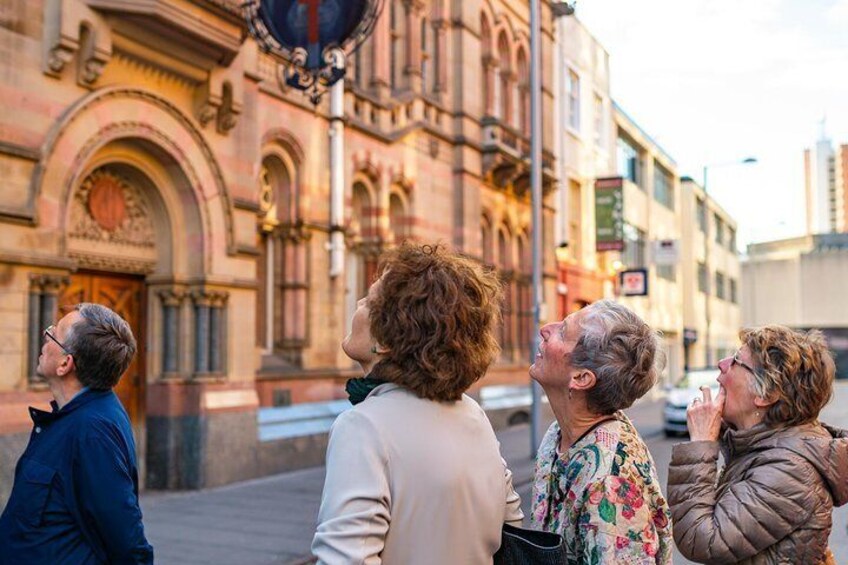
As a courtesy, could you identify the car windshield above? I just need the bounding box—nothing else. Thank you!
[676,370,719,389]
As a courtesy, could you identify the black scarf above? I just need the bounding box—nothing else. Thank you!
[345,374,388,405]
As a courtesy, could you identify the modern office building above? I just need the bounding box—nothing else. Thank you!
[804,134,848,234]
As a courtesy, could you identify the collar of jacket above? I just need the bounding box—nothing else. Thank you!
[28,388,111,425]
[364,382,402,400]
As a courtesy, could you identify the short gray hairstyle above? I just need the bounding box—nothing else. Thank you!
[570,300,665,414]
[64,303,137,390]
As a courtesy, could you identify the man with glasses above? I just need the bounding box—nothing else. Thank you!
[0,303,153,564]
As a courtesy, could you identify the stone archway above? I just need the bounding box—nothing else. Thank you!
[29,87,255,490]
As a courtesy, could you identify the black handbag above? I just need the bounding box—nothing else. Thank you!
[493,523,567,565]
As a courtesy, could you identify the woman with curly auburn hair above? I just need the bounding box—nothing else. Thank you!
[312,243,523,565]
[668,325,848,564]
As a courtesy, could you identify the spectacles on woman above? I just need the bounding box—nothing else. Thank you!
[731,350,758,376]
[43,324,72,355]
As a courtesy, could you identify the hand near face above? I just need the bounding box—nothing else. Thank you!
[686,385,726,442]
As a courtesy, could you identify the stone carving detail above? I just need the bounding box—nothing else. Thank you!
[69,169,155,248]
[68,252,156,274]
[47,45,75,75]
[30,274,70,295]
[43,0,112,83]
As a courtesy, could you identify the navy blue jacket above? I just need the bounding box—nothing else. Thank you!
[0,389,153,564]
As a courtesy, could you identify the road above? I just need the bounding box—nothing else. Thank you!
[142,382,848,564]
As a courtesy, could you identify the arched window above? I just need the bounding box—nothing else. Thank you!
[350,181,379,300]
[497,227,515,360]
[256,153,308,366]
[516,46,530,134]
[389,192,411,244]
[480,15,493,116]
[496,32,512,123]
[516,233,532,360]
[481,215,494,265]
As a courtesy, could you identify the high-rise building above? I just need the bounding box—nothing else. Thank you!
[804,133,848,234]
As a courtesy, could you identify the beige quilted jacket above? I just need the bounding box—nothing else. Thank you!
[668,422,848,565]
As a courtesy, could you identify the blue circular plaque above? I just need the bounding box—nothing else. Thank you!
[258,0,369,69]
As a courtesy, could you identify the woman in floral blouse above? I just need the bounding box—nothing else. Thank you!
[530,300,672,564]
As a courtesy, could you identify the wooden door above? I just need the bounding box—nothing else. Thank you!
[59,273,145,425]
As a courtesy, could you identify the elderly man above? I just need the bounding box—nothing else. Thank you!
[0,303,153,564]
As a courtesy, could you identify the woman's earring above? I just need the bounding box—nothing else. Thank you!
[370,345,378,354]
[568,389,573,400]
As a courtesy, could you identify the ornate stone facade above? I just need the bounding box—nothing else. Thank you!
[0,0,558,499]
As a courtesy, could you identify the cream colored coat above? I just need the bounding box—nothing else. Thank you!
[312,383,524,565]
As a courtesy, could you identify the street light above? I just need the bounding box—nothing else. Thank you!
[701,156,757,367]
[529,0,577,456]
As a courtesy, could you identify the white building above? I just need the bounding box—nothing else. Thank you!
[552,15,615,315]
[680,178,741,369]
[612,104,683,385]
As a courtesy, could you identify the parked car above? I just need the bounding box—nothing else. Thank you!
[663,369,720,437]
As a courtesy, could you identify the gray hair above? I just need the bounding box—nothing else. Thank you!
[64,303,137,390]
[570,300,665,414]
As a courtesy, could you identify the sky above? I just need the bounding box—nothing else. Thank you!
[575,0,848,249]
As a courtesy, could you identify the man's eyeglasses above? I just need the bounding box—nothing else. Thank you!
[731,350,758,376]
[43,325,72,355]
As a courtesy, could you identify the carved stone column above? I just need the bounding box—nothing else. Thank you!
[157,289,185,377]
[27,274,69,382]
[433,18,448,95]
[208,291,229,374]
[370,3,391,99]
[403,0,424,92]
[191,290,213,376]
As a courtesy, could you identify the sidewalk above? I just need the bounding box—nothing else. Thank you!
[141,396,666,565]
[141,385,847,564]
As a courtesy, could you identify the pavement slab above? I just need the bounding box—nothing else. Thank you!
[142,383,848,565]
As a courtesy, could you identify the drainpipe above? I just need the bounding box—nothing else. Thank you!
[329,49,346,278]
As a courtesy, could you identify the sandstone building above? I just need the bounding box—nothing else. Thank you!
[0,0,557,502]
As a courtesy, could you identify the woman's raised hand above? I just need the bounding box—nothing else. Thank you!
[686,385,726,442]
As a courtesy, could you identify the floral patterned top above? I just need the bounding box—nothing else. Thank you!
[531,412,673,565]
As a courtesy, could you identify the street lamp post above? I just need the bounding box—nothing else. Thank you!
[530,0,576,456]
[701,157,756,367]
[529,0,544,456]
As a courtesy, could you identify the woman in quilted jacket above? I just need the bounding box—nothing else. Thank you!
[668,325,848,564]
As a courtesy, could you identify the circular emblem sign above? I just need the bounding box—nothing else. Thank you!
[87,174,127,232]
[258,0,368,69]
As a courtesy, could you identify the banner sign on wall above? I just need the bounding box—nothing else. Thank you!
[595,177,624,252]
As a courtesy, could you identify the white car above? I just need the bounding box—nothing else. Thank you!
[663,369,720,437]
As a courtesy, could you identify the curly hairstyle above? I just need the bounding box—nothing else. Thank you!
[368,243,503,401]
[569,300,665,415]
[740,325,835,427]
